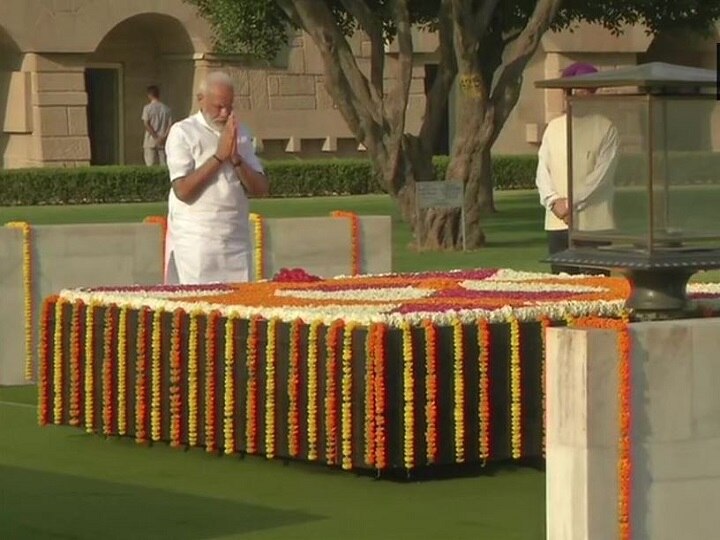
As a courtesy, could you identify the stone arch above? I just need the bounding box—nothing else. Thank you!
[86,13,196,165]
[0,25,23,167]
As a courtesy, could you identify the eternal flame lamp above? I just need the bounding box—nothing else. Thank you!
[535,62,720,319]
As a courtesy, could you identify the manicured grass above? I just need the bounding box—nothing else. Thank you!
[0,191,550,274]
[0,386,545,540]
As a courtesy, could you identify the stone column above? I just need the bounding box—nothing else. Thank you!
[546,319,720,540]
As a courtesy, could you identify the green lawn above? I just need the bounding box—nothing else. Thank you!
[0,191,547,539]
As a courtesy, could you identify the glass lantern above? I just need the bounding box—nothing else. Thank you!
[536,63,720,318]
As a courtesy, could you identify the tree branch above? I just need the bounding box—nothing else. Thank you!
[339,0,384,99]
[387,0,414,131]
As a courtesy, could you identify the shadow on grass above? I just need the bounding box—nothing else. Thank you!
[0,465,321,540]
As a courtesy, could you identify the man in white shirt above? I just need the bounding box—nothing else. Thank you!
[141,85,172,166]
[535,62,618,274]
[164,71,269,284]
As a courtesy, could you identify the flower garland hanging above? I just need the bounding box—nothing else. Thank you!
[324,320,343,465]
[5,221,34,380]
[422,319,438,464]
[249,213,265,281]
[223,315,236,454]
[117,306,128,436]
[452,319,465,463]
[143,216,168,271]
[509,316,522,459]
[330,211,361,275]
[205,311,221,453]
[341,321,356,470]
[363,324,377,467]
[188,311,200,447]
[135,307,150,443]
[477,318,491,462]
[170,309,184,448]
[84,302,96,434]
[69,300,83,427]
[53,299,65,425]
[245,315,260,454]
[151,309,163,442]
[306,320,322,461]
[288,318,303,458]
[373,323,387,469]
[539,315,551,458]
[401,320,415,470]
[265,317,278,459]
[37,296,57,426]
[102,304,117,436]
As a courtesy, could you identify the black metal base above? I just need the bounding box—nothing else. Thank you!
[544,247,720,320]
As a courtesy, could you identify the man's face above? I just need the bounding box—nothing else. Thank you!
[200,84,234,129]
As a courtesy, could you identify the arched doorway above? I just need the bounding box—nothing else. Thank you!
[0,26,23,167]
[87,14,195,165]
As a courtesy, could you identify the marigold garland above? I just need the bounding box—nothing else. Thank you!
[288,318,303,458]
[170,309,184,448]
[401,320,415,470]
[143,216,167,270]
[571,315,632,540]
[363,324,377,467]
[306,320,321,461]
[223,315,236,454]
[477,318,491,462]
[84,302,96,434]
[330,211,361,275]
[37,296,57,426]
[452,319,465,463]
[102,305,117,435]
[5,221,33,381]
[205,311,220,453]
[249,213,265,281]
[245,315,260,454]
[53,299,65,425]
[509,316,522,459]
[341,321,356,470]
[539,315,551,459]
[188,311,200,447]
[324,320,343,465]
[373,323,387,469]
[422,319,438,464]
[135,307,150,443]
[151,309,163,442]
[265,317,278,459]
[68,301,83,427]
[117,306,128,436]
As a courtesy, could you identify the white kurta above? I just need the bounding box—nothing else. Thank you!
[535,113,619,232]
[164,112,264,284]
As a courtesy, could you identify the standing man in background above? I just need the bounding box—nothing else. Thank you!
[142,85,172,166]
[164,71,269,285]
[535,62,618,275]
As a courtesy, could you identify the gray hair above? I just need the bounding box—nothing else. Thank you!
[197,71,234,95]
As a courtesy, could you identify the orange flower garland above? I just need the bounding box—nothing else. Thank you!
[539,315,551,458]
[117,307,128,436]
[188,311,200,447]
[341,321,356,470]
[68,301,83,427]
[306,320,322,461]
[84,302,96,434]
[509,316,522,459]
[452,319,465,463]
[223,315,236,454]
[170,309,184,448]
[205,311,221,453]
[245,315,260,454]
[102,304,116,435]
[288,318,302,458]
[135,307,150,443]
[330,211,361,275]
[477,319,491,462]
[53,299,65,425]
[401,320,415,470]
[363,324,377,467]
[143,216,167,270]
[37,296,57,426]
[324,320,343,465]
[422,319,438,464]
[572,315,632,540]
[265,317,278,459]
[5,221,33,381]
[248,213,265,281]
[373,323,387,469]
[151,309,163,442]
